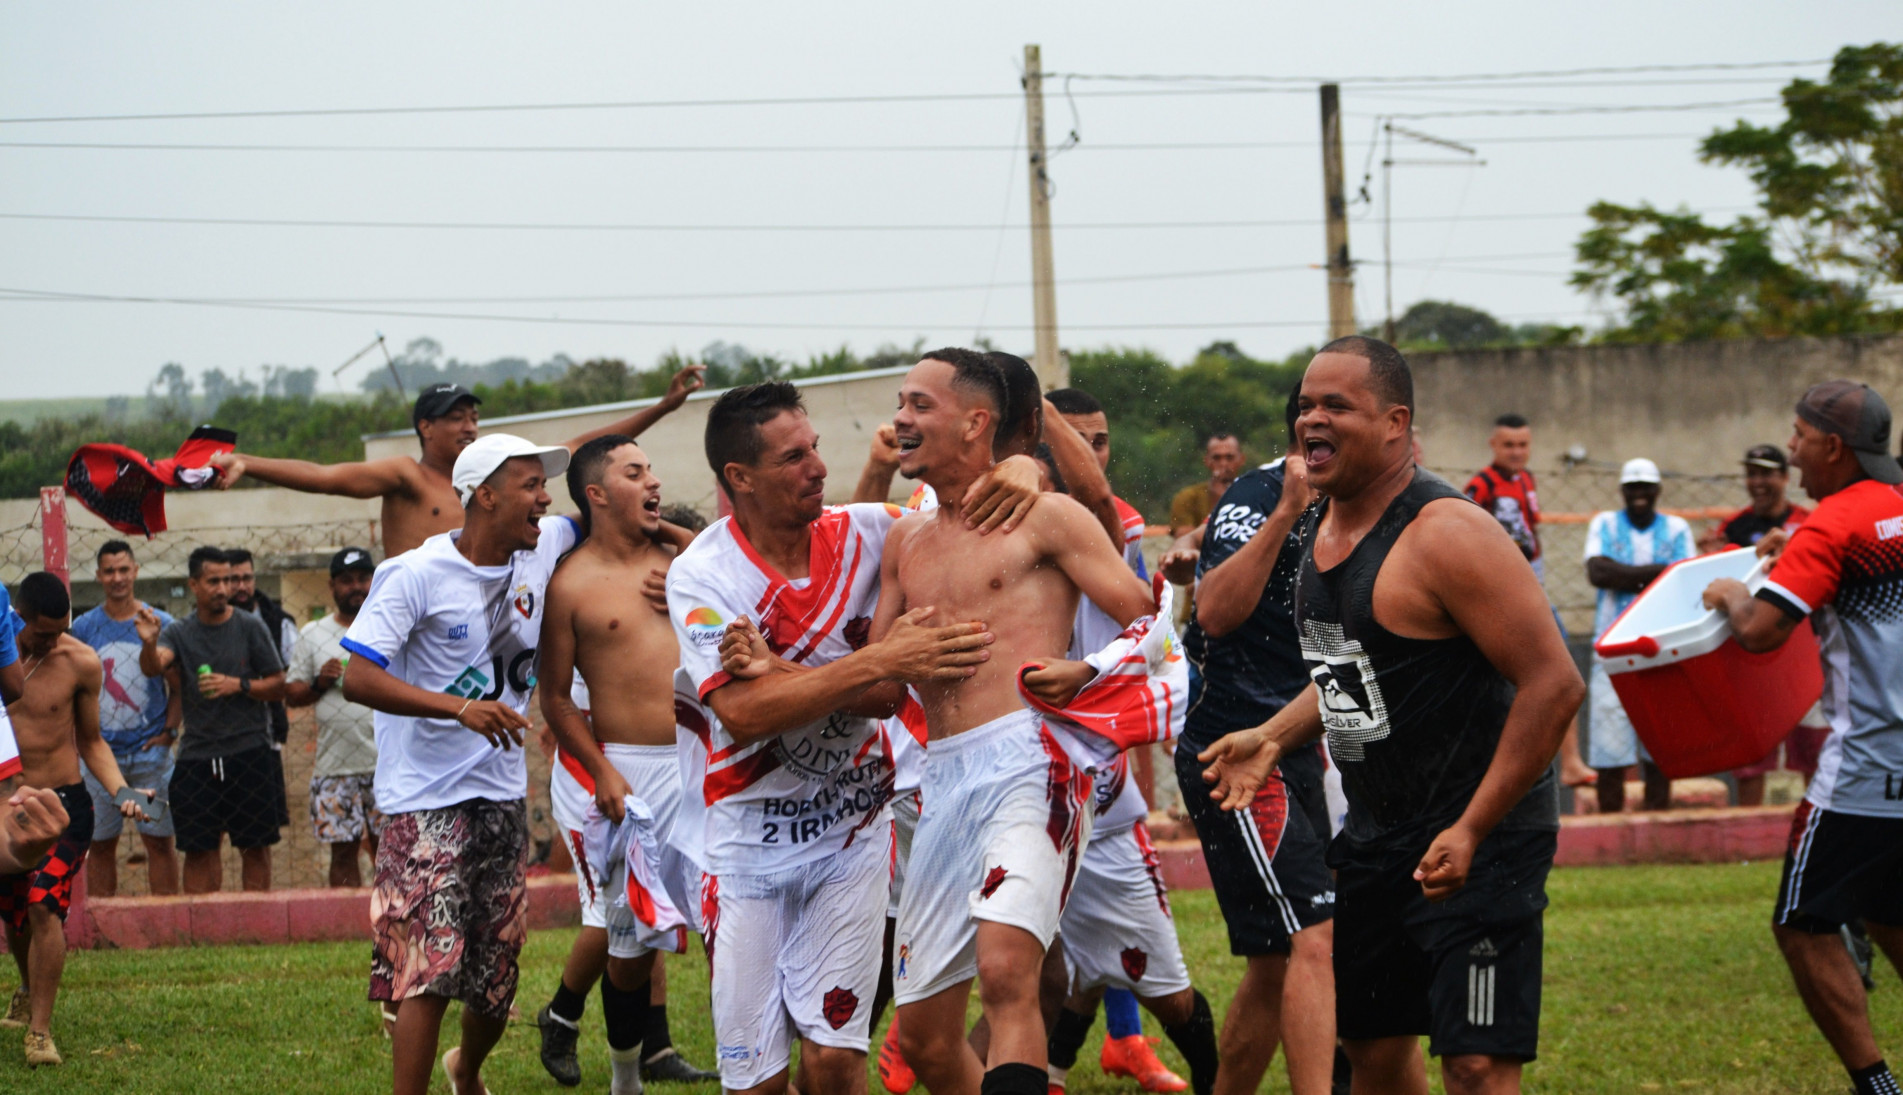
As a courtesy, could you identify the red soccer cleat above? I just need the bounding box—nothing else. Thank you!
[878,1018,916,1094]
[1100,1034,1188,1093]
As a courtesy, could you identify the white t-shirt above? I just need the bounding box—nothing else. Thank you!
[342,516,581,815]
[666,503,901,874]
[288,614,378,779]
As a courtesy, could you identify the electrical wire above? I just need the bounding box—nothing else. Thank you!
[0,208,1750,233]
[1388,98,1778,119]
[1043,59,1826,85]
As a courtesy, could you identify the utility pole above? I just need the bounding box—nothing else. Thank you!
[1319,83,1356,340]
[1023,44,1065,389]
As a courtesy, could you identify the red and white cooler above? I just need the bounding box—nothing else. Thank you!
[1592,548,1822,779]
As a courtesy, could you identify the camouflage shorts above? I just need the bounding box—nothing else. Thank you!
[309,773,384,844]
[368,799,528,1019]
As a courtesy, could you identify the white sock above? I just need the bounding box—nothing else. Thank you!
[612,1046,645,1095]
[1048,1064,1070,1089]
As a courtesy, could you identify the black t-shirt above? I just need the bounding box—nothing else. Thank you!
[1182,461,1312,734]
[1720,504,1807,547]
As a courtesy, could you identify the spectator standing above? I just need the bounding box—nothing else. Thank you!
[71,541,181,896]
[1703,445,1823,806]
[339,434,576,1095]
[284,548,381,888]
[135,547,286,893]
[1701,380,1903,1095]
[225,548,295,833]
[1169,434,1245,538]
[1583,459,1695,813]
[1463,414,1597,788]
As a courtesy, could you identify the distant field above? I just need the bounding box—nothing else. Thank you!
[0,861,1892,1093]
[0,393,368,427]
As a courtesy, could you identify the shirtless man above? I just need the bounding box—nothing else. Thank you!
[876,349,1155,1095]
[1,573,145,1067]
[208,365,706,557]
[534,433,712,1093]
[1200,337,1584,1095]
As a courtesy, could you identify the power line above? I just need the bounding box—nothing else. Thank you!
[0,284,1601,332]
[0,208,1749,233]
[1044,59,1826,85]
[1388,98,1778,119]
[0,132,1724,154]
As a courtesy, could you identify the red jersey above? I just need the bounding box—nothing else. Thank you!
[1464,466,1541,563]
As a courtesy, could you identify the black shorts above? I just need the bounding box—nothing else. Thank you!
[1774,801,1903,934]
[170,747,284,854]
[1176,685,1335,956]
[1332,827,1555,1061]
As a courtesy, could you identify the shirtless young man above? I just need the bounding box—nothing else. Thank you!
[1200,338,1584,1095]
[877,349,1155,1095]
[208,365,706,557]
[1,573,145,1067]
[534,433,712,1093]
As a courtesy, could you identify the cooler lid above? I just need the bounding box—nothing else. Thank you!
[1594,548,1772,673]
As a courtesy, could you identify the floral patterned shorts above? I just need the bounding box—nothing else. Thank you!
[368,799,528,1019]
[310,773,384,844]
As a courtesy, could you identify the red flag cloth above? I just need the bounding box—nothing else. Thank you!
[1016,575,1188,759]
[64,426,237,538]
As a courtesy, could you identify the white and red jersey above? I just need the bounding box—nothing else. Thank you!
[1113,495,1147,574]
[0,703,18,782]
[666,504,903,872]
[1757,479,1903,818]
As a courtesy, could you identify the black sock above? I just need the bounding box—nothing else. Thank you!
[549,978,587,1025]
[981,1062,1048,1095]
[1161,990,1219,1095]
[1851,1060,1901,1095]
[601,977,648,1054]
[1047,1007,1097,1070]
[644,997,674,1058]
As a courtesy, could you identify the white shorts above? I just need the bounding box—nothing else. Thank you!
[893,708,1094,1007]
[553,744,692,956]
[888,789,921,919]
[1059,822,1192,997]
[704,826,892,1088]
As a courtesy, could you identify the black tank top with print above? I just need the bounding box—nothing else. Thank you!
[1294,467,1558,852]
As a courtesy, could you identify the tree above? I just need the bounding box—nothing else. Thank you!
[1572,43,1903,340]
[145,362,193,418]
[1391,300,1509,348]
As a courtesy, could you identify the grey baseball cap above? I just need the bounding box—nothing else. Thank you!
[1796,380,1903,486]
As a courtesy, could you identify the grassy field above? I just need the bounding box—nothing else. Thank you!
[0,861,1893,1093]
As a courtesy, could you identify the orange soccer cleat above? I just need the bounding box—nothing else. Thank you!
[1100,1034,1188,1093]
[878,1018,916,1094]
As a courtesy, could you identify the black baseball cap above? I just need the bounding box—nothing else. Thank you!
[1796,380,1903,485]
[329,547,376,577]
[412,383,481,425]
[1741,444,1788,472]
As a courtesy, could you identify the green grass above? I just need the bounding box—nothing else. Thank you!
[2,862,1894,1093]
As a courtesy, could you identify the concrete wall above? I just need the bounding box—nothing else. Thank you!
[1411,335,1903,477]
[362,365,916,520]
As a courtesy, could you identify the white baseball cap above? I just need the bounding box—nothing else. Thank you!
[1619,457,1662,485]
[452,433,570,505]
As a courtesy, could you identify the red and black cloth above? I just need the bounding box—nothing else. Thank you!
[0,783,94,928]
[65,426,236,538]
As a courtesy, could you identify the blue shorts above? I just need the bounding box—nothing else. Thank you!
[84,742,177,840]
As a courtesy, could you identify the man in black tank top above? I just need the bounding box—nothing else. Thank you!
[1197,337,1585,1095]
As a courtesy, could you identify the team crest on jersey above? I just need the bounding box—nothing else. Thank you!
[981,865,1007,898]
[513,583,535,619]
[822,986,859,1030]
[684,606,726,648]
[1300,620,1390,762]
[1120,947,1148,981]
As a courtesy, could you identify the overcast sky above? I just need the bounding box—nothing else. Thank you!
[3,3,1895,400]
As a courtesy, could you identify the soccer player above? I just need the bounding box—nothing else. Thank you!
[1045,388,1150,577]
[1175,387,1336,1095]
[1701,380,1903,1095]
[339,433,576,1095]
[877,349,1155,1095]
[1201,337,1584,1095]
[534,433,715,1092]
[668,380,1037,1095]
[72,540,181,896]
[208,365,705,557]
[1,573,146,1067]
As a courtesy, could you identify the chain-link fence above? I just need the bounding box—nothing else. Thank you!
[0,509,565,894]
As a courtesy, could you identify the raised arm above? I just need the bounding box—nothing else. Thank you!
[207,451,417,499]
[1418,500,1585,899]
[1040,398,1124,549]
[1196,458,1310,637]
[852,424,903,505]
[567,364,706,450]
[136,605,174,677]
